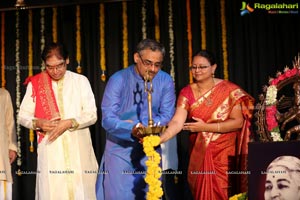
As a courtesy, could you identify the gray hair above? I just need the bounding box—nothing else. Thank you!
[267,156,300,185]
[135,39,165,57]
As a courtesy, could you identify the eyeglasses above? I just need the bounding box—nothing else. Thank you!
[46,61,66,71]
[138,53,163,68]
[189,65,211,71]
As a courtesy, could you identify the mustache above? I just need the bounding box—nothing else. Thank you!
[146,70,156,75]
[148,71,156,76]
[144,70,156,81]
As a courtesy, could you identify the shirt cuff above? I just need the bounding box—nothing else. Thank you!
[68,118,79,131]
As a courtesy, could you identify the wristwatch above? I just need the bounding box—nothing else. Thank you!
[32,119,41,131]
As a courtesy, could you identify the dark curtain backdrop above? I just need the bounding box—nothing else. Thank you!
[0,0,299,199]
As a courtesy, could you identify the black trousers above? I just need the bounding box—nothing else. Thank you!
[162,169,179,200]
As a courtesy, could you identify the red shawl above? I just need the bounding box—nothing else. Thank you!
[25,71,60,143]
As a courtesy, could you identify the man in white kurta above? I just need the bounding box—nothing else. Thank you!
[0,88,17,200]
[19,66,98,199]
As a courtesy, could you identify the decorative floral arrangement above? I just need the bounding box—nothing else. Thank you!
[200,0,206,51]
[186,0,193,83]
[168,0,175,81]
[154,0,160,41]
[15,11,22,174]
[220,0,229,80]
[99,3,106,82]
[40,9,45,71]
[28,10,35,152]
[229,192,248,200]
[1,12,5,88]
[122,1,128,68]
[52,8,58,42]
[141,0,147,39]
[76,6,82,74]
[143,135,163,200]
[265,66,298,141]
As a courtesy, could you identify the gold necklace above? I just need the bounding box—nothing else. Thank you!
[196,79,215,106]
[203,93,213,106]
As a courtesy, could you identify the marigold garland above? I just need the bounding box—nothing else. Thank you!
[168,0,175,81]
[141,0,147,39]
[15,11,22,175]
[186,0,193,83]
[220,0,229,80]
[122,2,129,68]
[76,6,82,74]
[40,9,45,71]
[229,192,248,200]
[28,10,35,152]
[143,135,163,200]
[99,3,106,82]
[200,0,206,50]
[154,0,160,41]
[28,11,33,77]
[1,12,5,88]
[52,7,58,42]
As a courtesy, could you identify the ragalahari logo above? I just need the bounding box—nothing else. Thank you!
[240,2,298,15]
[240,2,255,16]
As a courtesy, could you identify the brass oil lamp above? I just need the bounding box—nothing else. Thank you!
[137,71,166,136]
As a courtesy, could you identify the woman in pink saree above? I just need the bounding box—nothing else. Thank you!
[160,50,254,199]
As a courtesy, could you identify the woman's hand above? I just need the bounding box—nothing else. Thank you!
[182,103,244,133]
[183,117,205,132]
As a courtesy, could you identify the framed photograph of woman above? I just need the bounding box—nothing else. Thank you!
[248,141,300,200]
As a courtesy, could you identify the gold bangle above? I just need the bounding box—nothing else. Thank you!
[69,118,79,131]
[32,119,41,131]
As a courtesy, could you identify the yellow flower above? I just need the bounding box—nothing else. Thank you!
[143,135,163,200]
[229,192,248,200]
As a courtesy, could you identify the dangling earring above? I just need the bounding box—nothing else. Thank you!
[212,73,215,78]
